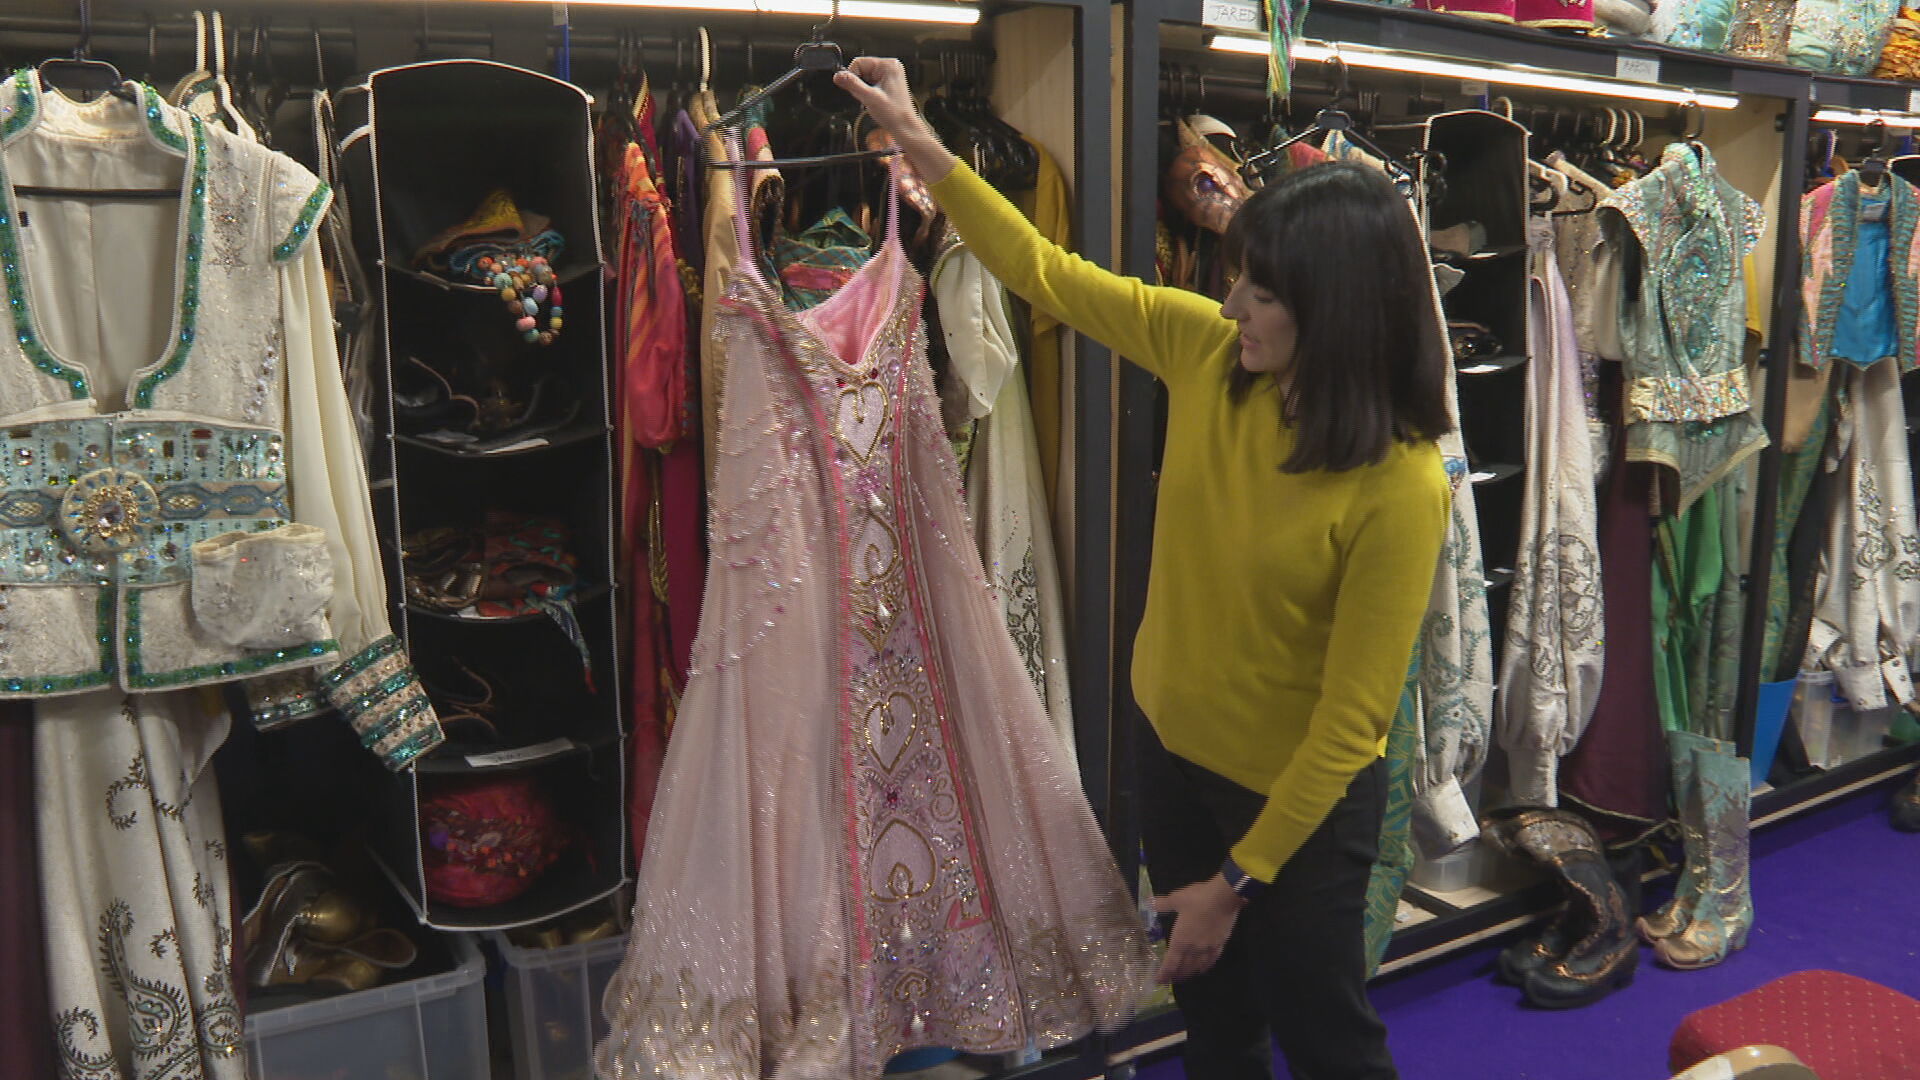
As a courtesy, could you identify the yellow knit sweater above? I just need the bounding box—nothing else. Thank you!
[929,162,1450,882]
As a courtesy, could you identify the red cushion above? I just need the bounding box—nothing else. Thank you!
[1671,971,1920,1080]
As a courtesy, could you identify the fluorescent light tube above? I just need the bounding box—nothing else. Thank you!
[1813,107,1920,127]
[471,0,979,24]
[1210,34,1739,109]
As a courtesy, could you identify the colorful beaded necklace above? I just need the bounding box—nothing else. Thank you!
[450,232,566,346]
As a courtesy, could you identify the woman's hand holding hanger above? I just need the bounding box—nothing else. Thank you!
[834,57,960,187]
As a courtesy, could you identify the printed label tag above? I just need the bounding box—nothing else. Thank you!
[1203,0,1262,32]
[466,737,577,769]
[1615,55,1661,83]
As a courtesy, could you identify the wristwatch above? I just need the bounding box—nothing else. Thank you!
[1220,856,1266,900]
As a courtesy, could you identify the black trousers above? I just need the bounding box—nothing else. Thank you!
[1141,729,1398,1080]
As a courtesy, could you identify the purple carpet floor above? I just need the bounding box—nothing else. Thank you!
[1136,780,1920,1080]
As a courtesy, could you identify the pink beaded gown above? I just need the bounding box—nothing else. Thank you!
[595,154,1153,1080]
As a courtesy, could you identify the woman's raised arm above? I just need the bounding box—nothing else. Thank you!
[835,57,1235,384]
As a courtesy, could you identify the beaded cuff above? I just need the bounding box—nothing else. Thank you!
[317,636,443,770]
[243,669,331,732]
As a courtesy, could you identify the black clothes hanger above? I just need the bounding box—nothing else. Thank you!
[1676,100,1708,160]
[1859,119,1891,188]
[1240,56,1415,187]
[18,0,180,201]
[37,0,136,105]
[701,1,898,172]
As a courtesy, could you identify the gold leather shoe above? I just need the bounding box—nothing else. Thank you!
[309,929,419,994]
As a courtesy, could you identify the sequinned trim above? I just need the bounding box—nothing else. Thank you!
[359,692,434,743]
[1,71,35,142]
[124,589,336,689]
[1,480,286,530]
[316,634,403,691]
[318,637,443,770]
[140,84,186,152]
[131,115,207,408]
[1626,368,1752,424]
[1809,175,1865,371]
[247,684,328,731]
[1893,183,1920,372]
[0,588,115,695]
[0,145,88,398]
[380,726,443,771]
[272,184,330,262]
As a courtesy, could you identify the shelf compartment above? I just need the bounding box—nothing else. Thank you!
[1456,354,1527,376]
[384,259,604,295]
[393,415,610,460]
[1468,462,1524,486]
[374,739,628,932]
[414,729,621,776]
[406,582,613,626]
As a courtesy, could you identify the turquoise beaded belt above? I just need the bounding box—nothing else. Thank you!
[0,418,289,587]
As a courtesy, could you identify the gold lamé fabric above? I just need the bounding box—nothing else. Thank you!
[1875,7,1920,78]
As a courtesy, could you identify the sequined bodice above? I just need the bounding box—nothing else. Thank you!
[0,68,342,699]
[0,71,319,427]
[1603,143,1764,425]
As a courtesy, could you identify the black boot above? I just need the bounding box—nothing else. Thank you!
[1481,808,1637,1010]
[1495,909,1586,987]
[1893,770,1920,832]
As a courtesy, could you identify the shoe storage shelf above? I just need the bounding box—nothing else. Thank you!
[336,58,627,932]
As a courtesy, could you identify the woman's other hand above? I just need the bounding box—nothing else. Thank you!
[1152,875,1248,984]
[834,57,958,184]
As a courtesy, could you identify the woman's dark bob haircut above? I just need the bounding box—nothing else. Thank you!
[1222,161,1454,474]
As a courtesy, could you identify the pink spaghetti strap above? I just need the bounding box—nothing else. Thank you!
[881,150,902,251]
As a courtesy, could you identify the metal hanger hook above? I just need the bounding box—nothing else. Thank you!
[1324,51,1351,106]
[74,0,94,59]
[810,0,840,44]
[1679,99,1704,142]
[1867,117,1890,156]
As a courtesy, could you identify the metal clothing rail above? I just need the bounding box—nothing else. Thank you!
[0,11,994,88]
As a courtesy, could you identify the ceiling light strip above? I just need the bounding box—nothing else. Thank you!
[1812,107,1920,127]
[470,0,980,24]
[1210,33,1739,109]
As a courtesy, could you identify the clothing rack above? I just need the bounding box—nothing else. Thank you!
[2,4,1129,1079]
[1104,2,1907,1073]
[17,3,1920,1078]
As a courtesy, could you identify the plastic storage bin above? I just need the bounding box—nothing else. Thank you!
[244,931,487,1080]
[1841,705,1896,763]
[494,930,627,1080]
[1411,840,1487,893]
[1792,671,1836,768]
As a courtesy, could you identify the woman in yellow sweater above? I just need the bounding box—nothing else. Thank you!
[839,59,1450,1080]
